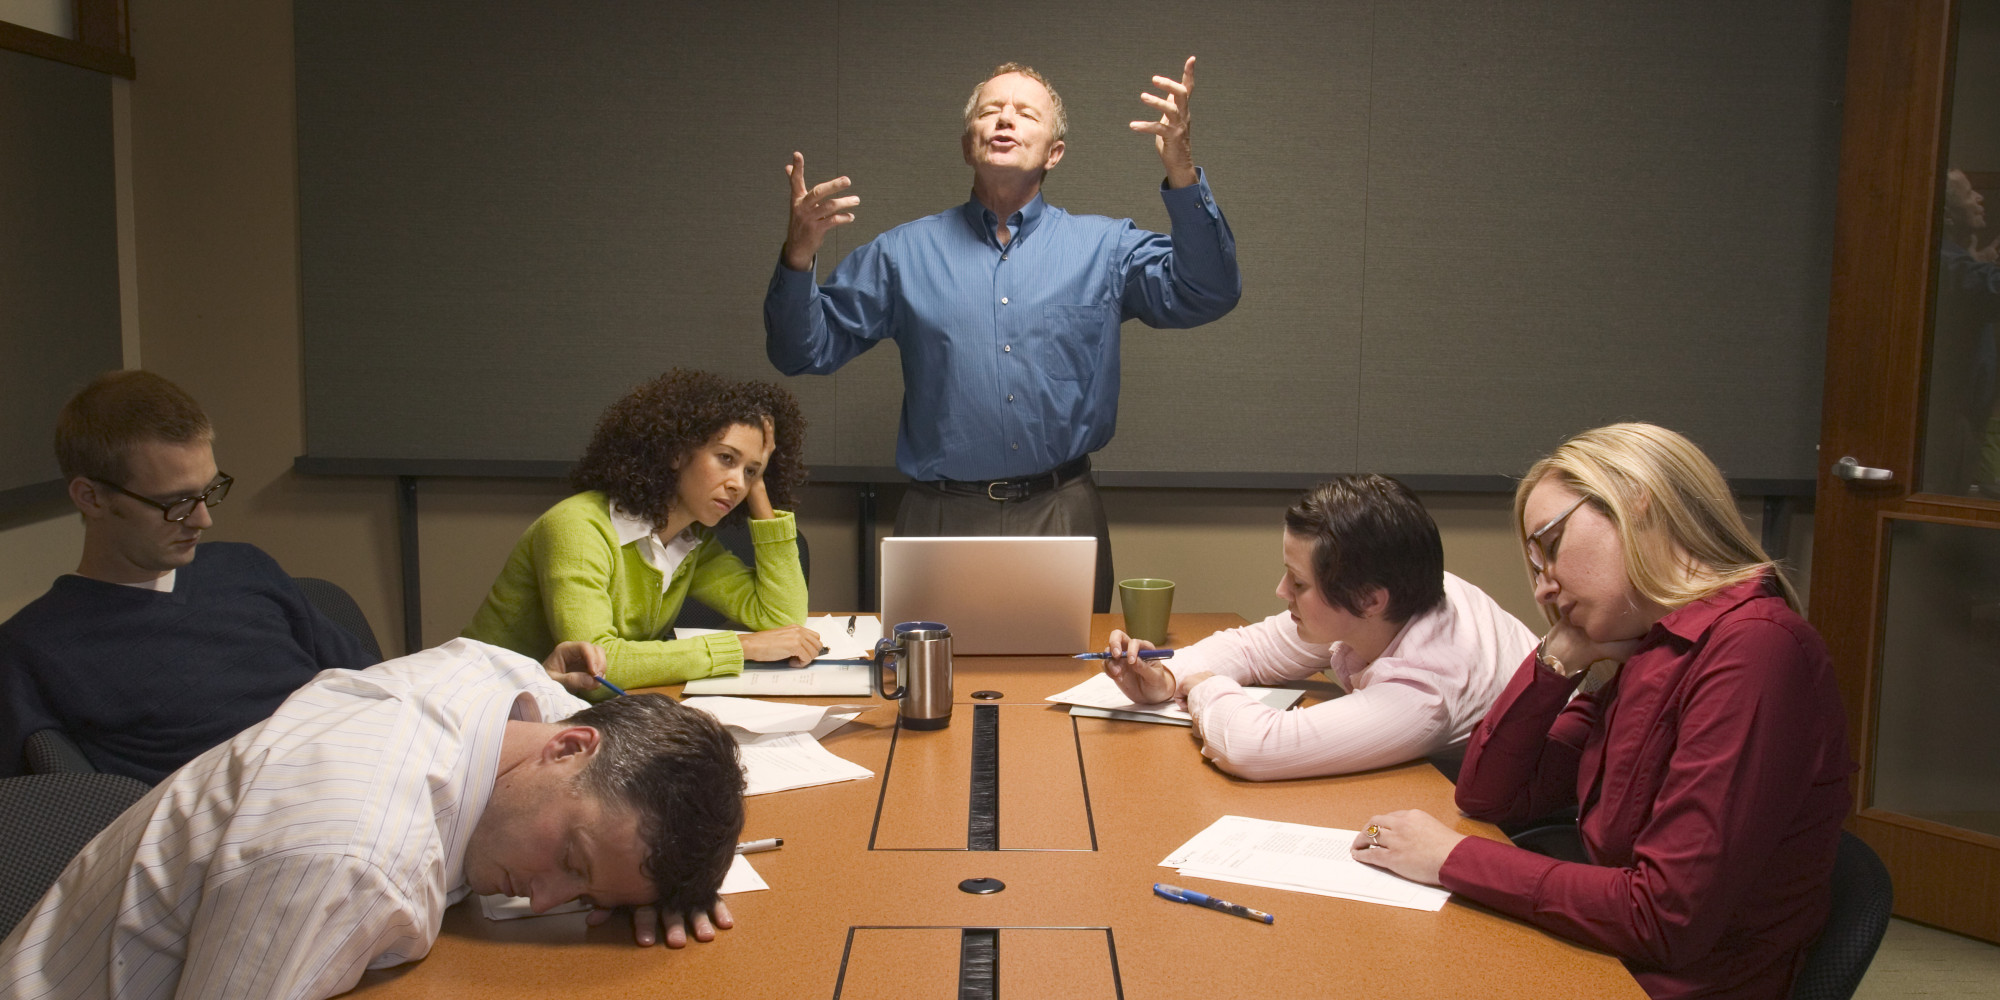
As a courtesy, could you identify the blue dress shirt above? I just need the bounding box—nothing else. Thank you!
[765,170,1241,482]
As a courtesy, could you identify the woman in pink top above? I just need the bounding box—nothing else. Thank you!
[1100,474,1535,779]
[1349,424,1852,1000]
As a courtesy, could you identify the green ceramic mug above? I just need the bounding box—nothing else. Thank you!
[1118,578,1175,646]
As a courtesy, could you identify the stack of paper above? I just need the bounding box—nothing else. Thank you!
[681,696,876,796]
[1045,672,1305,726]
[1159,815,1451,912]
[678,616,884,696]
[477,854,768,921]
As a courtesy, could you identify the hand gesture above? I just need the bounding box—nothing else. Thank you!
[1130,56,1198,189]
[542,640,609,696]
[1348,809,1467,886]
[744,414,780,520]
[782,152,858,272]
[1102,629,1177,703]
[1974,234,2000,264]
[1540,618,1642,679]
[740,623,823,667]
[588,897,734,948]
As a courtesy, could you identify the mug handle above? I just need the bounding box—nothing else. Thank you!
[871,637,904,700]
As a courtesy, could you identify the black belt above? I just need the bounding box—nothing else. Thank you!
[928,456,1092,502]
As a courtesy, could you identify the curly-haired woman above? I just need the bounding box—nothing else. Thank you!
[464,369,819,691]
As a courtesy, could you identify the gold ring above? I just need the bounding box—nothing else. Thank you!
[1364,824,1381,846]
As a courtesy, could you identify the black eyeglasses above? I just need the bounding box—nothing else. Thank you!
[95,474,233,523]
[1525,494,1588,578]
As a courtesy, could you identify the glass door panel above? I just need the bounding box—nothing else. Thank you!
[1872,517,2000,839]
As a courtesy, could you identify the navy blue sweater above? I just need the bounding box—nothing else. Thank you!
[0,542,378,783]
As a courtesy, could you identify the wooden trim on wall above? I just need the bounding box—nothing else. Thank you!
[0,0,132,78]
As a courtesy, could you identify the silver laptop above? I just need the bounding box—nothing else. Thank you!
[878,536,1096,655]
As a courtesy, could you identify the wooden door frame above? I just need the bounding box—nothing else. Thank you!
[1814,0,2000,940]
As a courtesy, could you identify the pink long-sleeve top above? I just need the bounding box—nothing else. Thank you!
[1442,575,1853,1000]
[1176,572,1536,780]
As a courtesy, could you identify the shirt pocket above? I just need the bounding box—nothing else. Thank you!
[1040,303,1112,381]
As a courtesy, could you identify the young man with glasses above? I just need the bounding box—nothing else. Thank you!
[0,371,377,782]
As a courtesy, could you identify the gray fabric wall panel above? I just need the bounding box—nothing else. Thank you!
[1352,3,1844,480]
[297,0,1841,479]
[297,1,835,462]
[0,49,121,495]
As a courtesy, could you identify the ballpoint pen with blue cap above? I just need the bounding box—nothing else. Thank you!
[1073,649,1175,661]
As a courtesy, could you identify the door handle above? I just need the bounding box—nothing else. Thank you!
[1832,456,1895,482]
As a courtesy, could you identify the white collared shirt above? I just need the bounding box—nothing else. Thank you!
[607,500,700,592]
[0,638,587,1000]
[114,569,177,592]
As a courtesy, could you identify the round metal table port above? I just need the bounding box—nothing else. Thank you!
[959,877,1005,894]
[970,690,1003,700]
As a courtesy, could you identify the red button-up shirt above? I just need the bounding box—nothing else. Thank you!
[1442,576,1852,999]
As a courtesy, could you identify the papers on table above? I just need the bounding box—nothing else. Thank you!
[736,731,875,795]
[677,616,884,695]
[1160,815,1451,912]
[718,853,768,895]
[681,696,871,739]
[478,855,768,920]
[682,662,873,696]
[476,894,589,921]
[680,696,876,796]
[1046,672,1306,726]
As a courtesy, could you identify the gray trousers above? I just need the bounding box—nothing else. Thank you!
[894,475,1114,612]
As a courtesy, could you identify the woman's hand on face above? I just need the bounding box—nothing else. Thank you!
[740,624,822,667]
[743,416,779,520]
[1542,617,1643,673]
[1348,809,1466,886]
[1102,629,1177,704]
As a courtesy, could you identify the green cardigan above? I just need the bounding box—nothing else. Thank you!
[462,491,808,690]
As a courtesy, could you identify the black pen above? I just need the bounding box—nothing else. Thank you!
[846,615,857,636]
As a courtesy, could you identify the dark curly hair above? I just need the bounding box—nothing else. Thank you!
[569,369,807,527]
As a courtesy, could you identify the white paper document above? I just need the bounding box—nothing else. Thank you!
[681,696,870,737]
[682,662,874,697]
[719,853,768,895]
[1160,815,1452,912]
[675,615,882,661]
[475,853,766,920]
[736,730,875,796]
[475,894,589,921]
[1046,672,1305,725]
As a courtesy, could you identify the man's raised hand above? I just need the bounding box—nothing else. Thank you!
[1130,56,1198,190]
[783,152,859,272]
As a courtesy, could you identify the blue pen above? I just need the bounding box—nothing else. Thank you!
[595,676,629,697]
[1153,883,1275,924]
[1073,649,1176,661]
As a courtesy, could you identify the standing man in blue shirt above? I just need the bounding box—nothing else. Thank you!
[765,58,1241,610]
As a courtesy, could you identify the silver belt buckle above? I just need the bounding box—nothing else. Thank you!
[986,481,1013,501]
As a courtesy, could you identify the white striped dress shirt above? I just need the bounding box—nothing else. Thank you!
[1,637,585,1000]
[1177,572,1537,780]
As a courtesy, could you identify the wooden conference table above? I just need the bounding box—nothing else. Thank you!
[350,613,1643,999]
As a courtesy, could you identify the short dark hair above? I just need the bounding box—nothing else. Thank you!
[567,369,807,527]
[1282,474,1446,624]
[563,694,745,913]
[56,370,213,483]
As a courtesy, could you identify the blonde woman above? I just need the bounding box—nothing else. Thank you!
[1350,424,1851,1000]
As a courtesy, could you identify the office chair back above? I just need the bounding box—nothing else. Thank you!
[1791,831,1893,1000]
[294,576,385,662]
[0,773,151,940]
[23,728,96,774]
[670,523,810,633]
